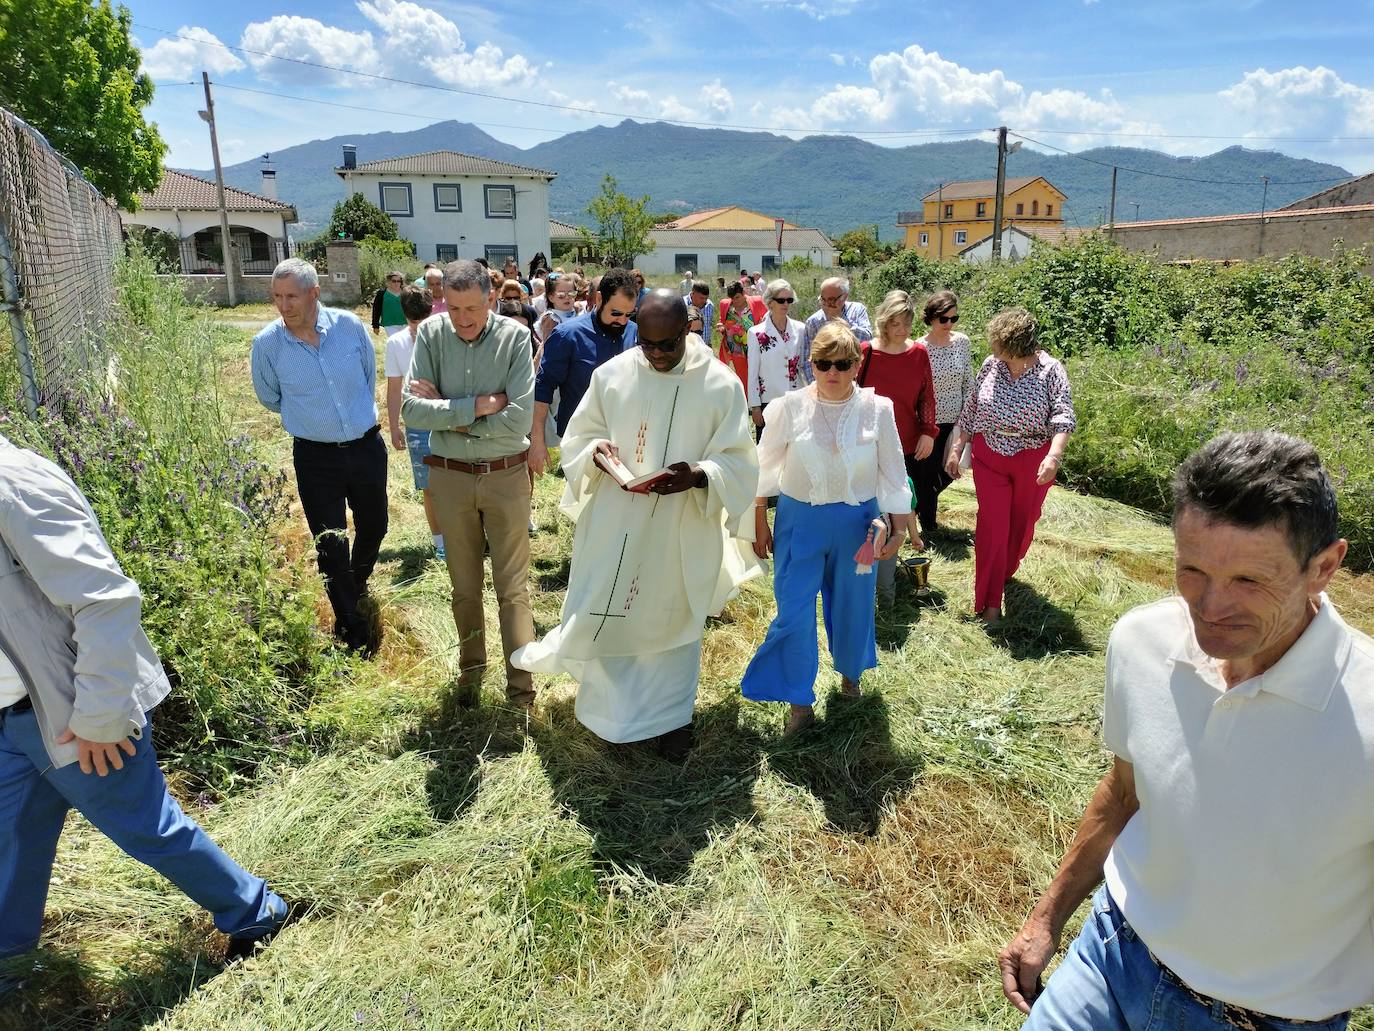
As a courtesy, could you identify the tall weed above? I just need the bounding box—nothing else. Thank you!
[0,248,347,788]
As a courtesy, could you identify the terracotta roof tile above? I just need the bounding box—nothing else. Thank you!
[134,169,294,214]
[1110,203,1374,229]
[338,150,556,178]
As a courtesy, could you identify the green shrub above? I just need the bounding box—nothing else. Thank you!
[359,238,422,297]
[865,250,981,312]
[0,249,348,789]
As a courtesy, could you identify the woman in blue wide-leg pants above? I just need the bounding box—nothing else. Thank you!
[742,494,880,704]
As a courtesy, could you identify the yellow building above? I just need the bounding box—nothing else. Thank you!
[897,177,1066,257]
[662,206,801,231]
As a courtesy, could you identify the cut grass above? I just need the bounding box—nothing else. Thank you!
[4,319,1373,1030]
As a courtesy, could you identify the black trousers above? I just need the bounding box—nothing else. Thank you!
[291,430,388,634]
[910,422,957,533]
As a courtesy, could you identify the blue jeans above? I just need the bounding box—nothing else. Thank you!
[1026,887,1350,1031]
[0,702,285,958]
[741,494,880,705]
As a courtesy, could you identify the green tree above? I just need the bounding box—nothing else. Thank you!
[0,0,166,209]
[833,224,898,268]
[328,193,399,242]
[578,174,656,268]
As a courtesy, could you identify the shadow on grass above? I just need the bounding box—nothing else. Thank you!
[764,690,924,835]
[924,528,972,562]
[377,542,439,584]
[987,579,1090,660]
[409,679,530,822]
[876,584,946,651]
[0,934,222,1031]
[531,696,762,883]
[531,550,571,592]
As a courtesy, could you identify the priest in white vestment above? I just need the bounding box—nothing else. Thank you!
[512,291,760,759]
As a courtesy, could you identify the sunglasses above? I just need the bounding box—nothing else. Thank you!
[607,307,635,319]
[639,335,681,354]
[812,358,855,372]
[937,314,960,324]
[771,297,795,304]
[553,292,574,299]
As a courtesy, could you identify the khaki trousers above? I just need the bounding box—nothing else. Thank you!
[427,461,535,705]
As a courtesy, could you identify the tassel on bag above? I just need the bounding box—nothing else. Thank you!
[854,518,889,574]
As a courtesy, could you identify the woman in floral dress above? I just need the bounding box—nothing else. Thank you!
[715,280,766,392]
[746,279,806,441]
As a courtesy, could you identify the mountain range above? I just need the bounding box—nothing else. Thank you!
[186,119,1353,242]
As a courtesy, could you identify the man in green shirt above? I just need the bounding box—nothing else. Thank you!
[401,260,537,708]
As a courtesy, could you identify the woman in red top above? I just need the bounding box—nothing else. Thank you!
[860,289,936,606]
[715,281,766,390]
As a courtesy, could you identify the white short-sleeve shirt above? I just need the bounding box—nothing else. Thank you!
[1102,594,1374,1020]
[384,327,416,379]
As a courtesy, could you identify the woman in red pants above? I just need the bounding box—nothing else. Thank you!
[943,308,1075,623]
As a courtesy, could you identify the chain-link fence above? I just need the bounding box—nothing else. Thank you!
[0,105,123,417]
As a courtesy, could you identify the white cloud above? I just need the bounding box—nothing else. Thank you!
[1220,65,1374,138]
[357,0,535,88]
[829,53,847,67]
[142,26,246,79]
[785,44,1163,139]
[238,1,535,89]
[609,82,653,110]
[700,79,734,118]
[659,96,694,122]
[756,0,865,19]
[240,16,378,85]
[548,90,597,118]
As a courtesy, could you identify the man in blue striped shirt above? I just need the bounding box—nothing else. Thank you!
[251,258,388,655]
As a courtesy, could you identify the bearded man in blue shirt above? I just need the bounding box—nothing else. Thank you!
[251,258,388,655]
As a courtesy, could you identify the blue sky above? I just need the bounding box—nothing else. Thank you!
[131,0,1374,173]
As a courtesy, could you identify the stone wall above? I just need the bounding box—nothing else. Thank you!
[165,241,363,307]
[1110,206,1374,265]
[1279,173,1374,211]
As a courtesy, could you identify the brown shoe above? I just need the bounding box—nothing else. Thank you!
[840,675,862,698]
[784,704,816,736]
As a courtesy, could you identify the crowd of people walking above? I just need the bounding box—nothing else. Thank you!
[6,250,1370,1031]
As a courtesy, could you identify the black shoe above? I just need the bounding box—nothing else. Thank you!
[656,723,695,763]
[223,899,309,965]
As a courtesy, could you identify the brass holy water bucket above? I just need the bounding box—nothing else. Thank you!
[900,555,932,596]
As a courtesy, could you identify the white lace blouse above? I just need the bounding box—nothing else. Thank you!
[757,386,911,513]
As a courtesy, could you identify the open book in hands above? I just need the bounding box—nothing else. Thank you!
[594,449,675,494]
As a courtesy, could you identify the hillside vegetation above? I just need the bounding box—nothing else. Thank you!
[0,245,1371,1029]
[194,119,1352,238]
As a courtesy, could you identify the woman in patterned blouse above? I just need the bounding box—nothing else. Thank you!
[715,281,766,393]
[915,291,976,535]
[746,279,806,439]
[944,308,1075,623]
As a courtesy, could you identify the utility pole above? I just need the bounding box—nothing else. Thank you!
[936,182,944,259]
[990,127,1020,263]
[1108,166,1118,235]
[1258,175,1270,256]
[200,71,238,307]
[991,127,1008,263]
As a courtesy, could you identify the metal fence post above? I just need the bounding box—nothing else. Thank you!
[0,219,38,418]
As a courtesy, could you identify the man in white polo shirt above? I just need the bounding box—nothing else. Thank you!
[1000,430,1371,1030]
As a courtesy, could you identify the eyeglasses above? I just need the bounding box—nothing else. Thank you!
[607,307,634,319]
[639,335,681,354]
[812,358,855,372]
[387,278,403,283]
[820,295,845,305]
[553,292,574,299]
[771,297,795,304]
[937,314,960,324]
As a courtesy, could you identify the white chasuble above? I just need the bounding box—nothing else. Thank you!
[512,339,760,742]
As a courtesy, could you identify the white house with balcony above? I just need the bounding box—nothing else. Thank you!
[335,146,556,268]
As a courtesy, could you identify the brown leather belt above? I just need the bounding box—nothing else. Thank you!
[423,450,528,475]
[1152,954,1343,1028]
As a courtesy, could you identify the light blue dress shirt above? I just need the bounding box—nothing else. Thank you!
[799,302,873,384]
[251,306,379,443]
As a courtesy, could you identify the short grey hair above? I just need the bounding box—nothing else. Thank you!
[763,278,793,303]
[272,257,318,290]
[423,267,443,283]
[1172,430,1340,567]
[442,259,491,296]
[820,276,850,297]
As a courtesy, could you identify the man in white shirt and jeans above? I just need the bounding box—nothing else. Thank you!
[1001,429,1370,1030]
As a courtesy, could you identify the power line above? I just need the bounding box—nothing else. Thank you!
[1007,131,1354,187]
[1002,126,1374,144]
[213,83,570,137]
[135,23,987,139]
